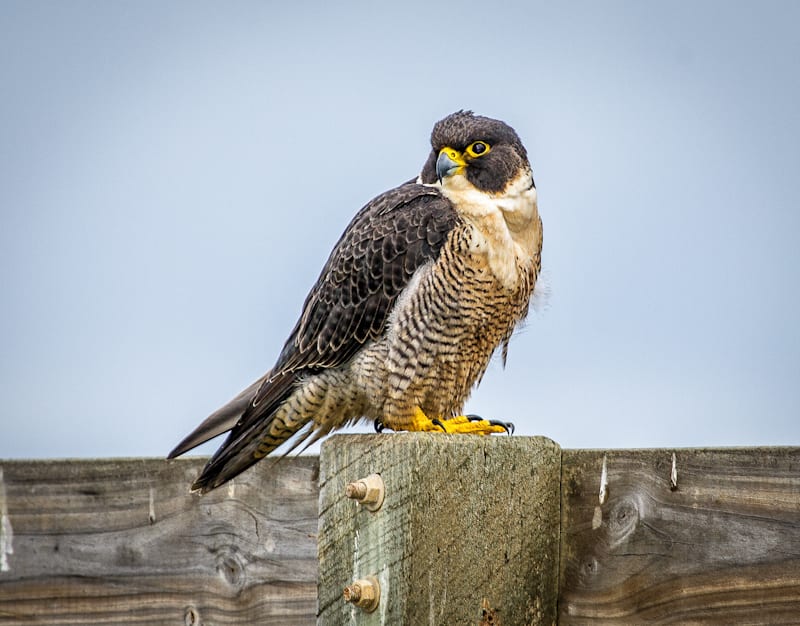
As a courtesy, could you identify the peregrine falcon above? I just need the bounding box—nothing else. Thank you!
[169,111,542,493]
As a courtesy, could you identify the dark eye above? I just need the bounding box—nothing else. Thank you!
[466,141,490,157]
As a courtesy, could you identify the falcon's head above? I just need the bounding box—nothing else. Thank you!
[419,111,534,194]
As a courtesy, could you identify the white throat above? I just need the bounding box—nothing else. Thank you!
[437,168,539,289]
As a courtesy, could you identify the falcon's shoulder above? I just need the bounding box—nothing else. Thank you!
[273,182,459,374]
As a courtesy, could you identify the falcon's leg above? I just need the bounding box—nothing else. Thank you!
[380,407,512,435]
[375,407,445,433]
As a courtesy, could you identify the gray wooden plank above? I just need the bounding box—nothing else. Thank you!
[559,448,800,624]
[0,457,319,625]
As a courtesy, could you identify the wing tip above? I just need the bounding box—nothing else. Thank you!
[166,376,268,460]
[166,437,198,460]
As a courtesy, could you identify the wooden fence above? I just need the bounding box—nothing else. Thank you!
[1,435,798,624]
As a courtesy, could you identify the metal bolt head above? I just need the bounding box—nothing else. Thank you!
[343,576,381,612]
[344,473,385,512]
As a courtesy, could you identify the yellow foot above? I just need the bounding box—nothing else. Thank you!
[436,413,513,435]
[374,407,513,435]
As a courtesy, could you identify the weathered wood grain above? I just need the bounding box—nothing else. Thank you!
[4,441,799,625]
[317,433,561,625]
[559,448,800,624]
[0,457,319,625]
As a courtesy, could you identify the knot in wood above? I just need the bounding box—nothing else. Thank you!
[215,546,245,588]
[607,496,640,547]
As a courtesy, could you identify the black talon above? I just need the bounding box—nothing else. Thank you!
[494,420,515,436]
[466,414,515,435]
[374,418,385,433]
[431,418,448,433]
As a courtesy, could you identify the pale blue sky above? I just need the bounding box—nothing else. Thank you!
[2,1,798,459]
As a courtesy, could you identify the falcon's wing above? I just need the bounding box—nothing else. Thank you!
[168,183,458,462]
[272,182,458,375]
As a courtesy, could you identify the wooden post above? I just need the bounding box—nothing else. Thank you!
[317,434,561,625]
[559,448,800,624]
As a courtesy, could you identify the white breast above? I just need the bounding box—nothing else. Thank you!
[437,169,540,290]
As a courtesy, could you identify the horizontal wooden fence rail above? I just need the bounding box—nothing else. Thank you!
[559,447,800,624]
[1,438,798,625]
[0,457,319,625]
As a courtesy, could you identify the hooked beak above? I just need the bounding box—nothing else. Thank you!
[436,148,466,182]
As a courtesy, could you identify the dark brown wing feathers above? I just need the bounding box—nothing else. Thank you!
[272,184,457,374]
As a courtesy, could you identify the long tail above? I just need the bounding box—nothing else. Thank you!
[188,371,306,493]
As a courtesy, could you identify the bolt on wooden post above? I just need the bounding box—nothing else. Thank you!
[317,433,561,625]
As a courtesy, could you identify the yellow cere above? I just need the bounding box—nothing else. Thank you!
[439,146,466,166]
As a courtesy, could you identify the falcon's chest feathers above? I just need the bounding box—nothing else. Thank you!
[438,167,540,291]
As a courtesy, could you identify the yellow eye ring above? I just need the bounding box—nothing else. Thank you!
[466,141,490,158]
